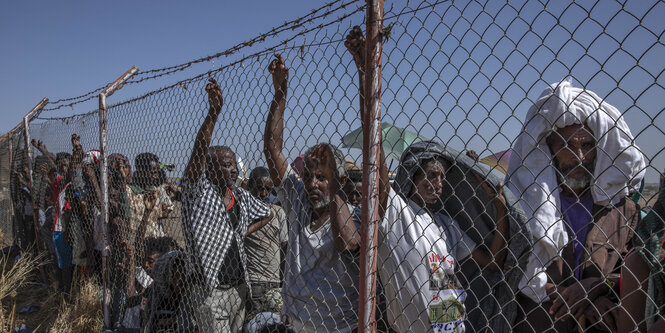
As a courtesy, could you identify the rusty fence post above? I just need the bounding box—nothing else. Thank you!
[359,1,383,332]
[7,133,14,243]
[99,66,139,329]
[23,98,49,259]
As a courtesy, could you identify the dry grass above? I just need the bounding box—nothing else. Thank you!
[0,250,102,333]
[49,278,102,333]
[0,229,8,249]
[0,250,42,333]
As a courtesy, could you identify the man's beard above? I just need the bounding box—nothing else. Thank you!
[555,159,595,191]
[561,172,593,190]
[308,189,331,209]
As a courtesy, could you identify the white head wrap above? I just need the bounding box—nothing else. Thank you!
[506,79,646,301]
[82,149,101,166]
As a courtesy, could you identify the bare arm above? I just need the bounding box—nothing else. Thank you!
[345,26,390,220]
[329,179,360,251]
[40,163,53,187]
[184,78,224,182]
[15,167,31,191]
[83,164,102,209]
[619,251,649,333]
[246,211,274,236]
[68,134,84,184]
[264,54,289,187]
[31,139,56,168]
[134,191,158,250]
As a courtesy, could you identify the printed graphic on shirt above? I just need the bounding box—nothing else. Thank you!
[427,252,466,333]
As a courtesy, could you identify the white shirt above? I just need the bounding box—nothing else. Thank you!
[278,166,360,333]
[378,188,476,333]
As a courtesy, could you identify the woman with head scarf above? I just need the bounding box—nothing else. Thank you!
[376,140,522,332]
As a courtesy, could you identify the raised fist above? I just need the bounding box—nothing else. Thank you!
[71,134,81,148]
[268,54,289,92]
[144,190,158,212]
[32,139,47,152]
[205,78,224,113]
[71,134,83,165]
[345,26,366,69]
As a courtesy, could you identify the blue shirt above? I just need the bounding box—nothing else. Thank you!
[559,192,594,279]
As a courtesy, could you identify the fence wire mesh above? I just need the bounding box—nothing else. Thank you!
[1,0,664,332]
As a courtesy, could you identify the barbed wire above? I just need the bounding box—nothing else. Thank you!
[41,0,360,113]
[130,0,362,79]
[38,0,450,115]
[124,3,365,85]
[37,3,365,119]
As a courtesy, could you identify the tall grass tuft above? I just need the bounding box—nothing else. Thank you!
[0,250,42,332]
[49,278,102,333]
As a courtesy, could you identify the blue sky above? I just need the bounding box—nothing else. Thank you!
[0,0,331,131]
[2,0,664,183]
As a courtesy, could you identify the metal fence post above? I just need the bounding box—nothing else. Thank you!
[23,98,49,256]
[359,1,383,332]
[98,66,139,329]
[7,122,23,248]
[7,133,14,243]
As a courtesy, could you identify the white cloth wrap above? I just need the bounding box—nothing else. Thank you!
[506,79,646,302]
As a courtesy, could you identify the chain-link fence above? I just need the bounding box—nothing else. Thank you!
[1,0,663,332]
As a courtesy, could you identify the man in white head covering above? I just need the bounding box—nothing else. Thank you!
[506,79,645,332]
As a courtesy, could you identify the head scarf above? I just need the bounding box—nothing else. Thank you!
[82,149,101,166]
[143,251,202,333]
[393,140,448,200]
[394,140,532,330]
[506,79,646,301]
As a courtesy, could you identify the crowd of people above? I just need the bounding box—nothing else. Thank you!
[8,26,665,333]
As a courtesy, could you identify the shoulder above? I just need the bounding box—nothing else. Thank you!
[386,187,408,209]
[596,197,639,228]
[270,204,286,217]
[591,196,639,245]
[236,187,269,209]
[234,187,253,201]
[182,173,209,188]
[279,168,303,192]
[181,175,211,197]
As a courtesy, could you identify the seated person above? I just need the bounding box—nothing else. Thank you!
[142,251,202,333]
[121,236,177,332]
[506,80,645,332]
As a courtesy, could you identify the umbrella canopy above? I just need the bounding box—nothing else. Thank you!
[479,149,512,174]
[341,122,429,160]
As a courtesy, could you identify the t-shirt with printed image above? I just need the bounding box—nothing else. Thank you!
[378,188,476,333]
